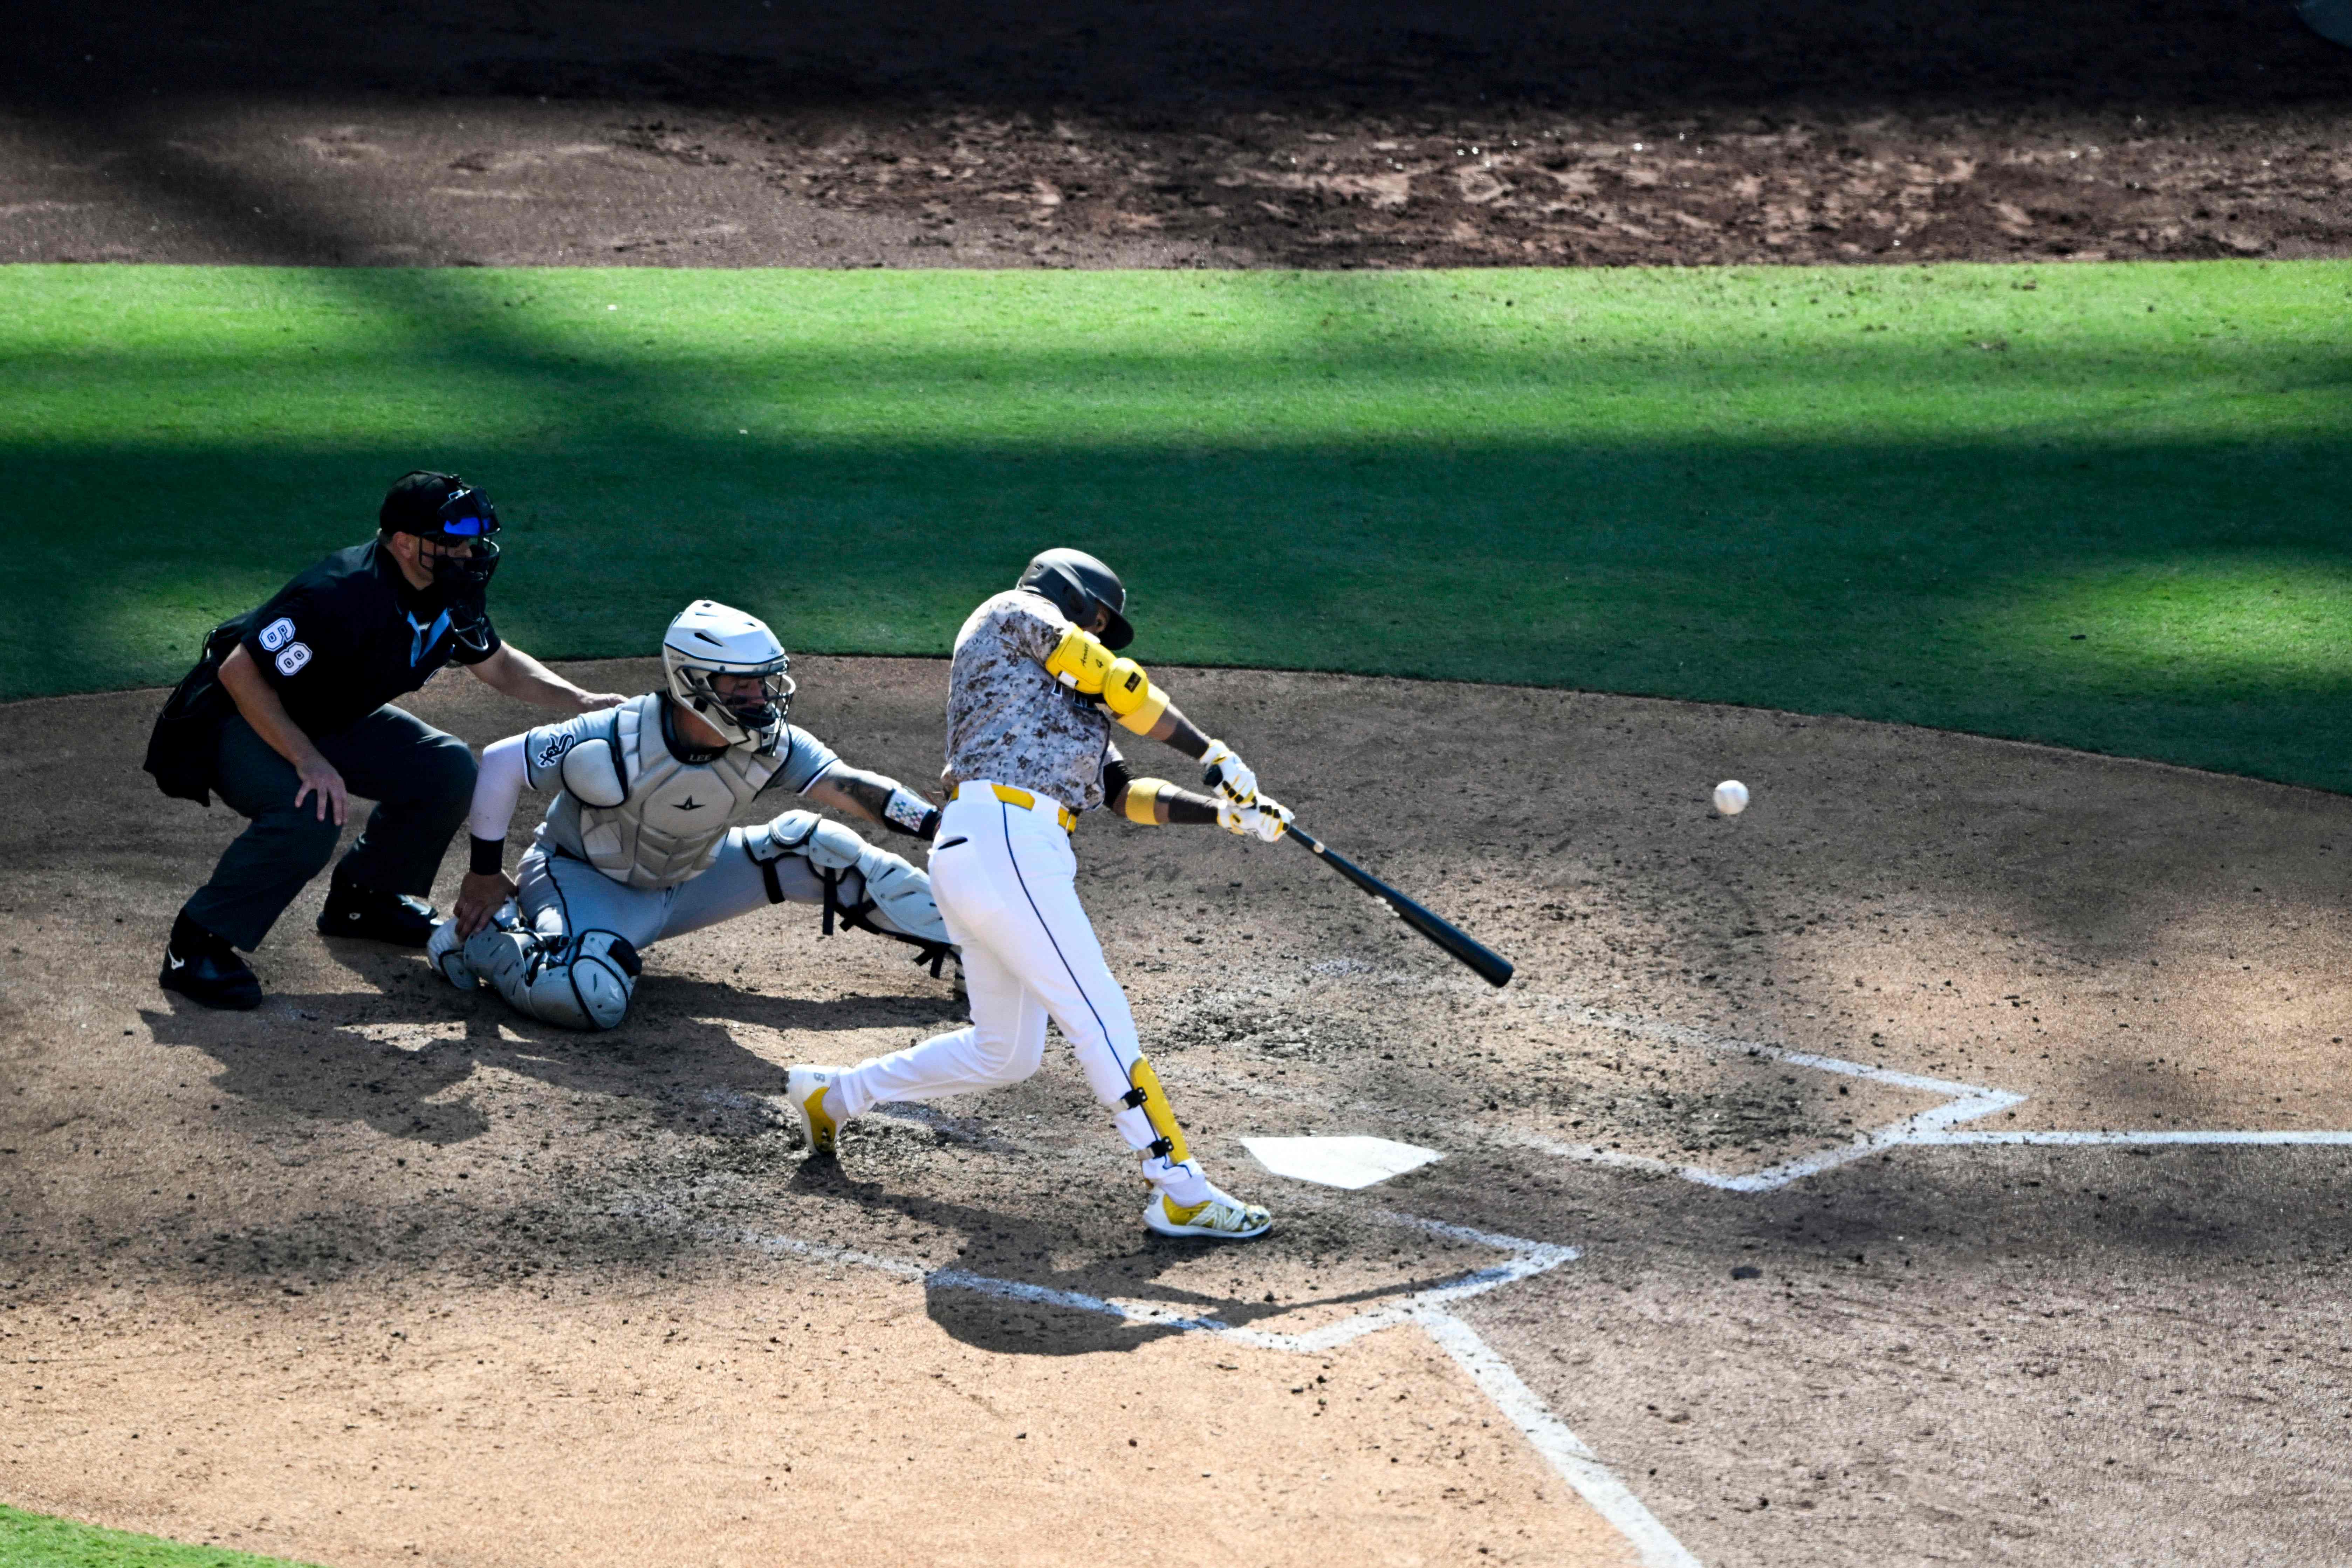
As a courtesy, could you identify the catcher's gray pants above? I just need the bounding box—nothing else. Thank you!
[463,834,924,1029]
[529,837,804,950]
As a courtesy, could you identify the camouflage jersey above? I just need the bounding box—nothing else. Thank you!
[943,587,1114,815]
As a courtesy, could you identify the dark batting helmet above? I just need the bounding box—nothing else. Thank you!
[1017,548,1133,650]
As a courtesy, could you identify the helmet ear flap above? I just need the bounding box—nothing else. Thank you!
[1026,566,1090,626]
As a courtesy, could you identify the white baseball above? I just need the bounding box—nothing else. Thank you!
[1713,779,1750,816]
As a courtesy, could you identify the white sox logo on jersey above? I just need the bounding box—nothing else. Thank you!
[533,732,577,771]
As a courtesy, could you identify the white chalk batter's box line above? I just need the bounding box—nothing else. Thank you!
[663,1000,2347,1568]
[1172,985,2352,1193]
[617,1200,1703,1568]
[1490,998,2352,1192]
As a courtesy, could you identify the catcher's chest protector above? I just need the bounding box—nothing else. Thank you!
[578,696,786,889]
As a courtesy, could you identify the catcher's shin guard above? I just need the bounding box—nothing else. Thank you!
[426,917,477,989]
[753,810,955,975]
[467,919,642,1031]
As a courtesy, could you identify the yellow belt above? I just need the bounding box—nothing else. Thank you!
[953,782,1076,833]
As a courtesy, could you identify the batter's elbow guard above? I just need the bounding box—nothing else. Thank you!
[1044,625,1115,695]
[1102,658,1170,735]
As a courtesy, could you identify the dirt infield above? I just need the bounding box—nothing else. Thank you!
[5,659,2352,1566]
[9,0,2351,269]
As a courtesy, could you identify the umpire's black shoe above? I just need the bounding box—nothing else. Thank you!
[318,877,440,948]
[160,916,262,1011]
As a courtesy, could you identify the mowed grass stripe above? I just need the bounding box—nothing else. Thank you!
[3,262,2347,788]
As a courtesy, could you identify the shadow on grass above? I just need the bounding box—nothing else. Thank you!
[0,118,2346,789]
[17,430,2351,790]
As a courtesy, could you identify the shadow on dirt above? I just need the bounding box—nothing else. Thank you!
[787,1154,1464,1358]
[137,964,947,1147]
[18,0,2348,118]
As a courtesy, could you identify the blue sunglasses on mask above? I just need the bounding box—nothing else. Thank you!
[436,486,500,539]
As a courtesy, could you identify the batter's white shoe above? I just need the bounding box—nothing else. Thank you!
[425,918,476,990]
[784,1066,844,1155]
[1144,1185,1273,1241]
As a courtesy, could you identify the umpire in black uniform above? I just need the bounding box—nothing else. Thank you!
[148,471,623,1009]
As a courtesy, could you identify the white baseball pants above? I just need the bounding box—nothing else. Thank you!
[828,783,1214,1206]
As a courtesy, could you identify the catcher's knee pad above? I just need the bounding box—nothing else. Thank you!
[755,810,953,960]
[427,917,476,989]
[462,919,534,993]
[846,847,950,951]
[555,931,641,1030]
[471,922,641,1031]
[747,809,866,871]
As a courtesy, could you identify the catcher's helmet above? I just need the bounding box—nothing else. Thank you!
[1017,548,1132,650]
[661,600,794,751]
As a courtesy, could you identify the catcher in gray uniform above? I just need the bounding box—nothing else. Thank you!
[426,600,950,1029]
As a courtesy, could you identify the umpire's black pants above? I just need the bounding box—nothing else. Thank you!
[180,706,475,951]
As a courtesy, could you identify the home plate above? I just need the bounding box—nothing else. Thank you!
[1241,1136,1442,1190]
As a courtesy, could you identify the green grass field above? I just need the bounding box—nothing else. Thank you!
[0,1506,317,1568]
[4,261,2347,790]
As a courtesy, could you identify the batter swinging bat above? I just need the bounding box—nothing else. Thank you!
[1286,824,1515,989]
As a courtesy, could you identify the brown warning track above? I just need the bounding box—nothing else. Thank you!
[5,659,2352,1566]
[9,0,2351,269]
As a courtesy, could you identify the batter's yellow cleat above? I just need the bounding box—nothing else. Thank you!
[1144,1186,1273,1241]
[783,1066,843,1155]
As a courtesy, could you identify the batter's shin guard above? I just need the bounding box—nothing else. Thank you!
[1111,1057,1211,1202]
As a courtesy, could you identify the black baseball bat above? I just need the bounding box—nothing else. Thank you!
[1203,760,1513,987]
[1286,823,1515,989]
